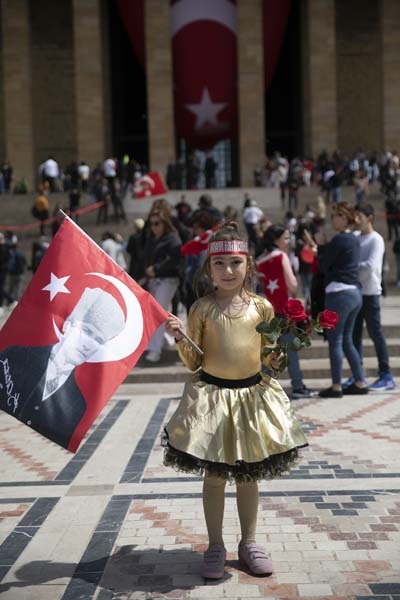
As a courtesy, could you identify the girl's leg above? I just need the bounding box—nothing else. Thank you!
[236,480,259,544]
[236,480,273,575]
[203,473,226,546]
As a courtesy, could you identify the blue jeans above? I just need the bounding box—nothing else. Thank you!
[353,295,390,375]
[325,288,364,385]
[280,331,304,390]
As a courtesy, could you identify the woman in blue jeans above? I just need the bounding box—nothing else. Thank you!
[314,202,368,398]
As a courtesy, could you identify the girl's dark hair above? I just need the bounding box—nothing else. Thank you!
[194,221,256,297]
[262,224,287,252]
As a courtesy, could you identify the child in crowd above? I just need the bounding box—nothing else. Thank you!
[164,222,308,580]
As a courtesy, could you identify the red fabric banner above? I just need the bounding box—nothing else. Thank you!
[0,218,168,452]
[115,0,291,150]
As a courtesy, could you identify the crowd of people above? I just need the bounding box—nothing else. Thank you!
[84,185,396,401]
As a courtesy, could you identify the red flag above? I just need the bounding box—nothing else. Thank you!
[256,253,288,315]
[0,218,168,452]
[181,229,214,256]
[133,172,168,199]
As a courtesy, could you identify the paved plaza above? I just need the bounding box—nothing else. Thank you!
[0,184,400,598]
[0,343,400,599]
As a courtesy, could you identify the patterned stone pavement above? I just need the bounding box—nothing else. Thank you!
[0,379,399,600]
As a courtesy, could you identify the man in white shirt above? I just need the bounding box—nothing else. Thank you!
[103,157,117,202]
[353,203,396,391]
[78,161,90,192]
[42,157,60,192]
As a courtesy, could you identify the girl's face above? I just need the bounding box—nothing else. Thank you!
[275,230,290,251]
[210,253,248,292]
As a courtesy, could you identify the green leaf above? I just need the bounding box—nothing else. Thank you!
[256,321,273,334]
[290,336,303,351]
[262,346,276,357]
[269,332,281,344]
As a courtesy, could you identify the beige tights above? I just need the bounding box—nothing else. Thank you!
[202,473,259,546]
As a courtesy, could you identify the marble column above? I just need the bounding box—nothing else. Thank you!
[145,0,175,173]
[302,0,337,156]
[237,0,265,186]
[73,0,106,166]
[1,0,34,189]
[382,0,400,151]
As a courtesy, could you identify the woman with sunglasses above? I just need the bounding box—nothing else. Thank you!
[140,208,183,363]
[315,201,368,397]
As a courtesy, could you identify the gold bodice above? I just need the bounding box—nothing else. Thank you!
[177,294,274,379]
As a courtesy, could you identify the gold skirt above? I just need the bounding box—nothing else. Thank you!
[162,371,308,482]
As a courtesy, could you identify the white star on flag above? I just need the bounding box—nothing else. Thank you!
[42,273,71,301]
[185,88,227,130]
[266,279,279,294]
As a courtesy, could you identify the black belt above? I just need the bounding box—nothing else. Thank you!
[199,370,261,389]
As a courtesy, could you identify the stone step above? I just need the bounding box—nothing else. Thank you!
[289,337,400,359]
[126,354,400,384]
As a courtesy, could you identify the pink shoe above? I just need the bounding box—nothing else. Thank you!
[238,542,273,576]
[202,544,226,579]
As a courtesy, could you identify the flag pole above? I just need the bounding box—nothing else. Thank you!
[176,327,204,356]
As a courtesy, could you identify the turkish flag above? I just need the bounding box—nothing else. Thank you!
[116,0,292,150]
[181,229,214,256]
[171,0,238,150]
[0,217,168,452]
[256,253,288,315]
[133,172,168,199]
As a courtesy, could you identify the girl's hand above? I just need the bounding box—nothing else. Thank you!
[165,314,185,340]
[269,351,285,371]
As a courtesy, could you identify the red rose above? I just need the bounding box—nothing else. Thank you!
[318,309,339,329]
[283,299,308,322]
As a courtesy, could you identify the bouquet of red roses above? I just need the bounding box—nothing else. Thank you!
[256,299,339,373]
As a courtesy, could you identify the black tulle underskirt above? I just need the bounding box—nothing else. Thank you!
[161,430,306,484]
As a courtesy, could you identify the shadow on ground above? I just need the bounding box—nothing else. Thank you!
[0,545,234,596]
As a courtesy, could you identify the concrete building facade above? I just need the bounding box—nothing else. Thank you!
[0,0,399,189]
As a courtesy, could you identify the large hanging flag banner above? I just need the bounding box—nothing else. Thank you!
[0,217,168,452]
[115,0,291,150]
[170,0,238,150]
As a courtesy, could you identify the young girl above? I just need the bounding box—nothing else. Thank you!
[164,222,308,580]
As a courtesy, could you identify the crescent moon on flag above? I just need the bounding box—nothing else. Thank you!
[170,0,237,37]
[85,272,144,363]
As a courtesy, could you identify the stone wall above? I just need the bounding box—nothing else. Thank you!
[31,0,76,175]
[336,0,383,154]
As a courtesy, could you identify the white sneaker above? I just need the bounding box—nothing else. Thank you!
[145,351,161,363]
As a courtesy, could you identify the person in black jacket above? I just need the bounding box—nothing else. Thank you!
[140,208,183,363]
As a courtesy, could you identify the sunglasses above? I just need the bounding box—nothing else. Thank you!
[150,220,162,226]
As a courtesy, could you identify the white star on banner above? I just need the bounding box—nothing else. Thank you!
[185,88,227,130]
[42,273,71,301]
[266,279,279,294]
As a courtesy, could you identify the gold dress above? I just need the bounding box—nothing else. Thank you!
[162,294,308,482]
